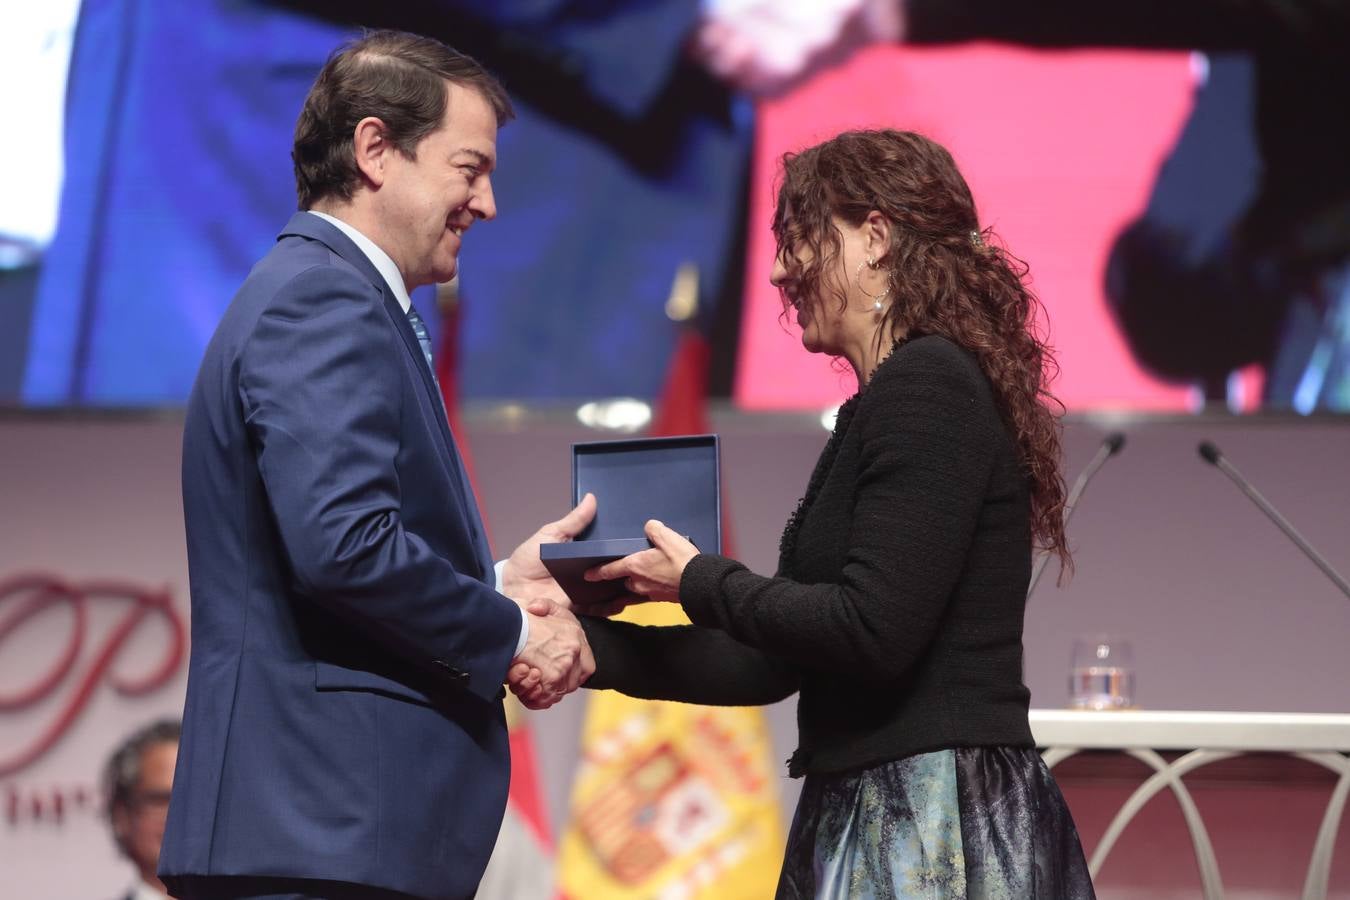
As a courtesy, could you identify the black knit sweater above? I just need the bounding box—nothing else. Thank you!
[582,335,1036,776]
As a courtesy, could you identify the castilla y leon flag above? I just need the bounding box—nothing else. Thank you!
[475,695,557,899]
[555,264,785,900]
[434,280,555,899]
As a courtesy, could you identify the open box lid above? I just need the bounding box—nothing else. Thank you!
[539,435,721,605]
[570,434,721,554]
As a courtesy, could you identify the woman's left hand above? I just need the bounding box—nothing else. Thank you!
[585,519,699,603]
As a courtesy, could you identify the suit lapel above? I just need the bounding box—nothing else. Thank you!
[381,293,497,578]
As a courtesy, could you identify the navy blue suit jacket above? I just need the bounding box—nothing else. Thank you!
[159,213,522,900]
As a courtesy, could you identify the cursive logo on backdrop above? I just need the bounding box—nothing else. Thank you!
[0,574,186,779]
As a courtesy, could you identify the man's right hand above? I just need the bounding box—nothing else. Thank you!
[510,602,594,707]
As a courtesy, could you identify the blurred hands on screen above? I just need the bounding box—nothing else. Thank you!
[692,0,903,96]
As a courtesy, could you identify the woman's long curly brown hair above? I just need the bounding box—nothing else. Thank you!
[773,129,1070,571]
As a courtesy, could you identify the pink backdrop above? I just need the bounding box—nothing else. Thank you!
[735,43,1203,412]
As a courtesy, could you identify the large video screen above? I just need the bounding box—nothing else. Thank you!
[4,7,1343,413]
[733,31,1347,416]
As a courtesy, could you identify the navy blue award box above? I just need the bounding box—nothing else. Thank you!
[539,435,721,605]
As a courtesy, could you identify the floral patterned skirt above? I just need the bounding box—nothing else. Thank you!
[777,747,1096,899]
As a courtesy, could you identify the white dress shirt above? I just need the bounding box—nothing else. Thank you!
[305,211,528,658]
[308,210,413,312]
[129,876,170,900]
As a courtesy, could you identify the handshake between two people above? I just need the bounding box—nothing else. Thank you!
[499,492,700,710]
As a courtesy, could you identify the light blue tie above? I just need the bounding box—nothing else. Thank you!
[406,303,481,552]
[405,306,440,389]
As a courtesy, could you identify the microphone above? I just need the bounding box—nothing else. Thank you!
[1027,431,1126,598]
[1197,440,1350,601]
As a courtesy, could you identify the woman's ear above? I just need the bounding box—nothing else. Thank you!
[864,210,891,263]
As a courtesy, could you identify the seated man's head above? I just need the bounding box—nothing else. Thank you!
[103,719,180,890]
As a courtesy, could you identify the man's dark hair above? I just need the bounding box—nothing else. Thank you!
[292,30,513,210]
[102,717,181,854]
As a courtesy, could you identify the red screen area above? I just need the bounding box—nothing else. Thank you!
[734,43,1202,412]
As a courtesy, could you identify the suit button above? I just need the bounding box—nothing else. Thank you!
[433,658,470,684]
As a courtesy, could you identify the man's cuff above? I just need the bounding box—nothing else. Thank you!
[497,559,530,658]
[514,605,529,658]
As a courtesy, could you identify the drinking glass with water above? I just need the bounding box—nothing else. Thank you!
[1068,635,1136,710]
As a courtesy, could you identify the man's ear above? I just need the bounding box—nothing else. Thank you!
[352,116,391,189]
[863,210,891,263]
[110,805,131,851]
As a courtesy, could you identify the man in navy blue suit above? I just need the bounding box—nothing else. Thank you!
[159,31,594,900]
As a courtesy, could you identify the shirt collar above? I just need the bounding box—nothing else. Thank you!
[307,210,412,313]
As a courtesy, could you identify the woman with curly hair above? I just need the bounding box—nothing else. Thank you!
[523,129,1095,897]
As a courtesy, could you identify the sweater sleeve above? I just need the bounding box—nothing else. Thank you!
[580,616,800,706]
[679,342,998,682]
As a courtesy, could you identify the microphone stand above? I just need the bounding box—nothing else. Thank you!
[1027,433,1125,599]
[1199,441,1350,601]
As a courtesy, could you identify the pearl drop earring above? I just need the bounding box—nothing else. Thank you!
[855,256,890,313]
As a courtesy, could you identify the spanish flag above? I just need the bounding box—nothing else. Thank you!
[555,264,785,899]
